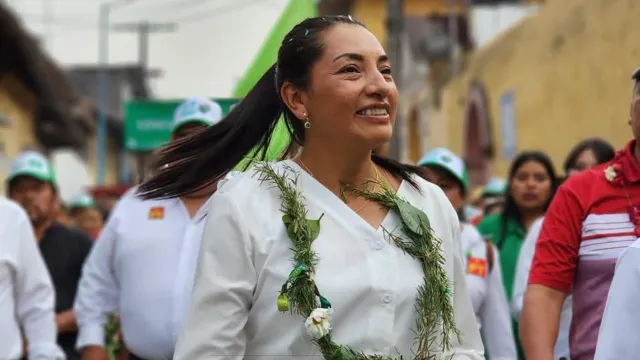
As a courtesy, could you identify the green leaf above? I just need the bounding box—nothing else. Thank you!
[307,218,321,241]
[328,346,360,360]
[285,224,297,241]
[282,214,294,225]
[394,198,431,235]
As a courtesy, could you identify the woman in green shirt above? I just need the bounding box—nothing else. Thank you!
[477,151,558,360]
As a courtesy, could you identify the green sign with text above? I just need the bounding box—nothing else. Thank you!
[123,98,239,151]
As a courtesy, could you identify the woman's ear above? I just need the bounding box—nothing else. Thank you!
[280,82,307,121]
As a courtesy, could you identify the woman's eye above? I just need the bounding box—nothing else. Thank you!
[339,66,359,73]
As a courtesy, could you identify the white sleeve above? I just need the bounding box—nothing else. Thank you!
[594,245,640,360]
[74,200,123,349]
[173,191,256,360]
[14,210,66,360]
[445,207,485,359]
[480,244,517,360]
[512,218,543,320]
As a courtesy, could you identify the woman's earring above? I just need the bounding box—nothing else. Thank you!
[303,113,311,129]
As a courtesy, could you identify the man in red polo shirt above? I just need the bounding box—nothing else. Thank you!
[520,67,640,360]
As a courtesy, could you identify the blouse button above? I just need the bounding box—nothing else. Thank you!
[382,294,391,304]
[371,241,383,250]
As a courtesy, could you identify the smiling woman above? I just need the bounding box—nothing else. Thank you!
[137,15,483,360]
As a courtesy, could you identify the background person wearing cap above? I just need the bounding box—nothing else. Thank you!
[483,178,507,215]
[7,151,93,360]
[417,148,517,360]
[68,194,104,241]
[468,178,507,226]
[74,96,225,360]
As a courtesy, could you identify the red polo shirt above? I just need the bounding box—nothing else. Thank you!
[529,140,640,359]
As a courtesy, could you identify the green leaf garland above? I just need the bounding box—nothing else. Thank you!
[255,163,460,360]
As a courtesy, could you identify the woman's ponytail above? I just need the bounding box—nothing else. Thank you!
[137,64,286,199]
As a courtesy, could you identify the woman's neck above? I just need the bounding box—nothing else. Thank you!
[297,142,376,196]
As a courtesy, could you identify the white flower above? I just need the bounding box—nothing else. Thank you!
[604,165,617,182]
[304,308,332,339]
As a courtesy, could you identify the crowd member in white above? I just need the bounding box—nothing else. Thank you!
[512,138,615,360]
[0,197,65,360]
[74,97,224,360]
[138,15,483,360]
[594,238,640,359]
[417,148,517,360]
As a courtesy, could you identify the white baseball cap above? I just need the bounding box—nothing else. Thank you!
[69,193,96,209]
[417,147,469,191]
[172,96,223,133]
[7,151,56,185]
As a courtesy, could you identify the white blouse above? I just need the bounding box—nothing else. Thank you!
[461,225,516,360]
[174,161,484,359]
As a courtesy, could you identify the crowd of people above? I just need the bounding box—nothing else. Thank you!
[3,14,640,360]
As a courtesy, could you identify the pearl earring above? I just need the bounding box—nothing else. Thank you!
[303,113,311,129]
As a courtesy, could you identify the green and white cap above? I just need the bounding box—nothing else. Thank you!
[417,147,469,191]
[172,96,223,133]
[7,151,56,184]
[69,193,96,209]
[483,177,506,196]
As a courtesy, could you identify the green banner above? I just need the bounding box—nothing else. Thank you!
[124,99,238,152]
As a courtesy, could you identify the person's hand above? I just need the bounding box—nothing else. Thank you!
[81,346,110,360]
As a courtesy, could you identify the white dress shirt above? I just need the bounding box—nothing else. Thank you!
[461,224,517,360]
[512,217,571,359]
[174,160,484,359]
[594,239,640,360]
[0,197,65,360]
[74,187,211,360]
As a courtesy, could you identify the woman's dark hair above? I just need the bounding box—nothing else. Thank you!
[496,151,558,249]
[137,15,418,199]
[562,137,615,174]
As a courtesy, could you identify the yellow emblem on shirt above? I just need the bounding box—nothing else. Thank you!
[148,206,165,220]
[467,258,487,277]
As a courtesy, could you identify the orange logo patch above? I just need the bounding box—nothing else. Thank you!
[467,258,487,277]
[148,206,165,220]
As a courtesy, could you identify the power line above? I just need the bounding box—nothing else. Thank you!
[16,0,268,31]
[169,0,265,24]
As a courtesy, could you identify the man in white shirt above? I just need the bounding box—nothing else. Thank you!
[0,196,65,360]
[75,97,224,360]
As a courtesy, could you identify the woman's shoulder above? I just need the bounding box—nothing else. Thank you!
[406,173,451,204]
[214,161,294,207]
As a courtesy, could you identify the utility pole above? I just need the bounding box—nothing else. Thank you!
[95,3,176,185]
[111,21,177,68]
[448,0,460,76]
[110,20,176,183]
[386,0,404,161]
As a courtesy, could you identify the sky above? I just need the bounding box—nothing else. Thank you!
[7,0,289,98]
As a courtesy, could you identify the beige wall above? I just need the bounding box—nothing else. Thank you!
[437,0,638,177]
[0,74,39,195]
